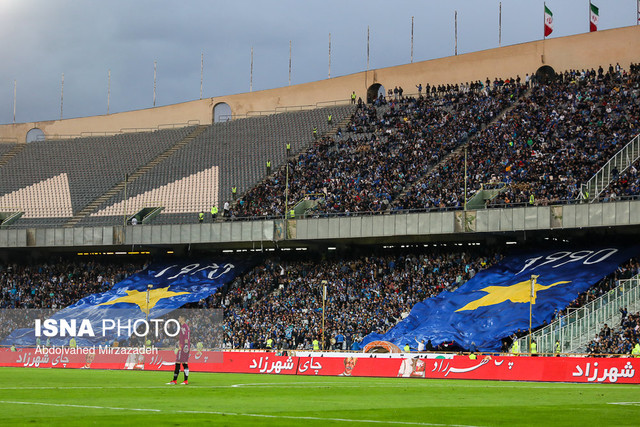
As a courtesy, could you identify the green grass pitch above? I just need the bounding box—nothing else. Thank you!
[0,367,639,426]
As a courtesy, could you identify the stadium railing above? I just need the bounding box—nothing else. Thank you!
[7,195,640,229]
[517,274,640,356]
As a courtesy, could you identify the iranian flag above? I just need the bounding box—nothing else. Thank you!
[590,3,599,32]
[544,5,553,37]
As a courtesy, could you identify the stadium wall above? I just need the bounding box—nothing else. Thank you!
[1,200,640,249]
[1,349,638,384]
[0,26,638,143]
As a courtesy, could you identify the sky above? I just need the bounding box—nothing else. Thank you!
[0,0,637,124]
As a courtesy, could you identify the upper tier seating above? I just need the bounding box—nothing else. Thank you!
[0,127,196,226]
[235,81,523,217]
[80,105,354,226]
[398,67,640,209]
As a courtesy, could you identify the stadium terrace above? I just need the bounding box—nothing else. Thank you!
[0,23,639,404]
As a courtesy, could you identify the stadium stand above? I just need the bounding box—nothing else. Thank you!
[206,247,503,350]
[235,80,523,217]
[0,127,197,227]
[1,62,640,355]
[587,312,640,355]
[599,164,640,202]
[0,258,147,309]
[2,248,637,354]
[78,105,354,226]
[0,142,18,160]
[0,248,502,350]
[1,65,638,227]
[399,65,640,210]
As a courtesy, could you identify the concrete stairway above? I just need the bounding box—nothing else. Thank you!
[0,143,26,168]
[393,88,532,206]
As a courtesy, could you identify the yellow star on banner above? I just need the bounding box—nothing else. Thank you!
[455,279,571,312]
[99,286,190,314]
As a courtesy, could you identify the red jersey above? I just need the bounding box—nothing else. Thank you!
[176,322,190,363]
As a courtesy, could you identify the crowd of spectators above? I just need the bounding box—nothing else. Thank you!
[587,312,640,356]
[0,258,146,309]
[231,63,640,220]
[582,252,640,357]
[397,64,640,210]
[205,247,503,350]
[1,248,638,353]
[0,250,505,350]
[599,164,640,202]
[233,79,523,217]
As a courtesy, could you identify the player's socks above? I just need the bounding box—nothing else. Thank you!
[173,363,180,381]
[183,364,189,381]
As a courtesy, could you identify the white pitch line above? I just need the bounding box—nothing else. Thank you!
[0,381,637,391]
[0,400,480,427]
[0,383,362,391]
[0,400,160,412]
[608,402,640,406]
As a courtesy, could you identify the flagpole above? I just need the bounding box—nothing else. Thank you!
[464,146,468,211]
[60,73,64,120]
[250,47,253,92]
[13,80,16,124]
[289,40,292,86]
[328,33,331,78]
[153,61,157,107]
[367,26,370,71]
[530,275,539,353]
[200,51,204,100]
[145,284,152,345]
[499,2,502,47]
[454,11,458,55]
[321,280,327,351]
[123,173,128,227]
[543,2,546,40]
[146,284,151,321]
[411,16,414,63]
[107,69,111,115]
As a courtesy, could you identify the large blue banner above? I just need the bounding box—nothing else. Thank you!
[363,247,638,352]
[3,259,252,346]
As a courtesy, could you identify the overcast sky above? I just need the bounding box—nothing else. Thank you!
[0,0,637,124]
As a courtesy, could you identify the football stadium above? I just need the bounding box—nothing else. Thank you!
[1,2,640,425]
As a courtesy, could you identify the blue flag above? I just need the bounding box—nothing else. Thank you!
[363,247,638,351]
[3,259,253,346]
[69,260,250,315]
